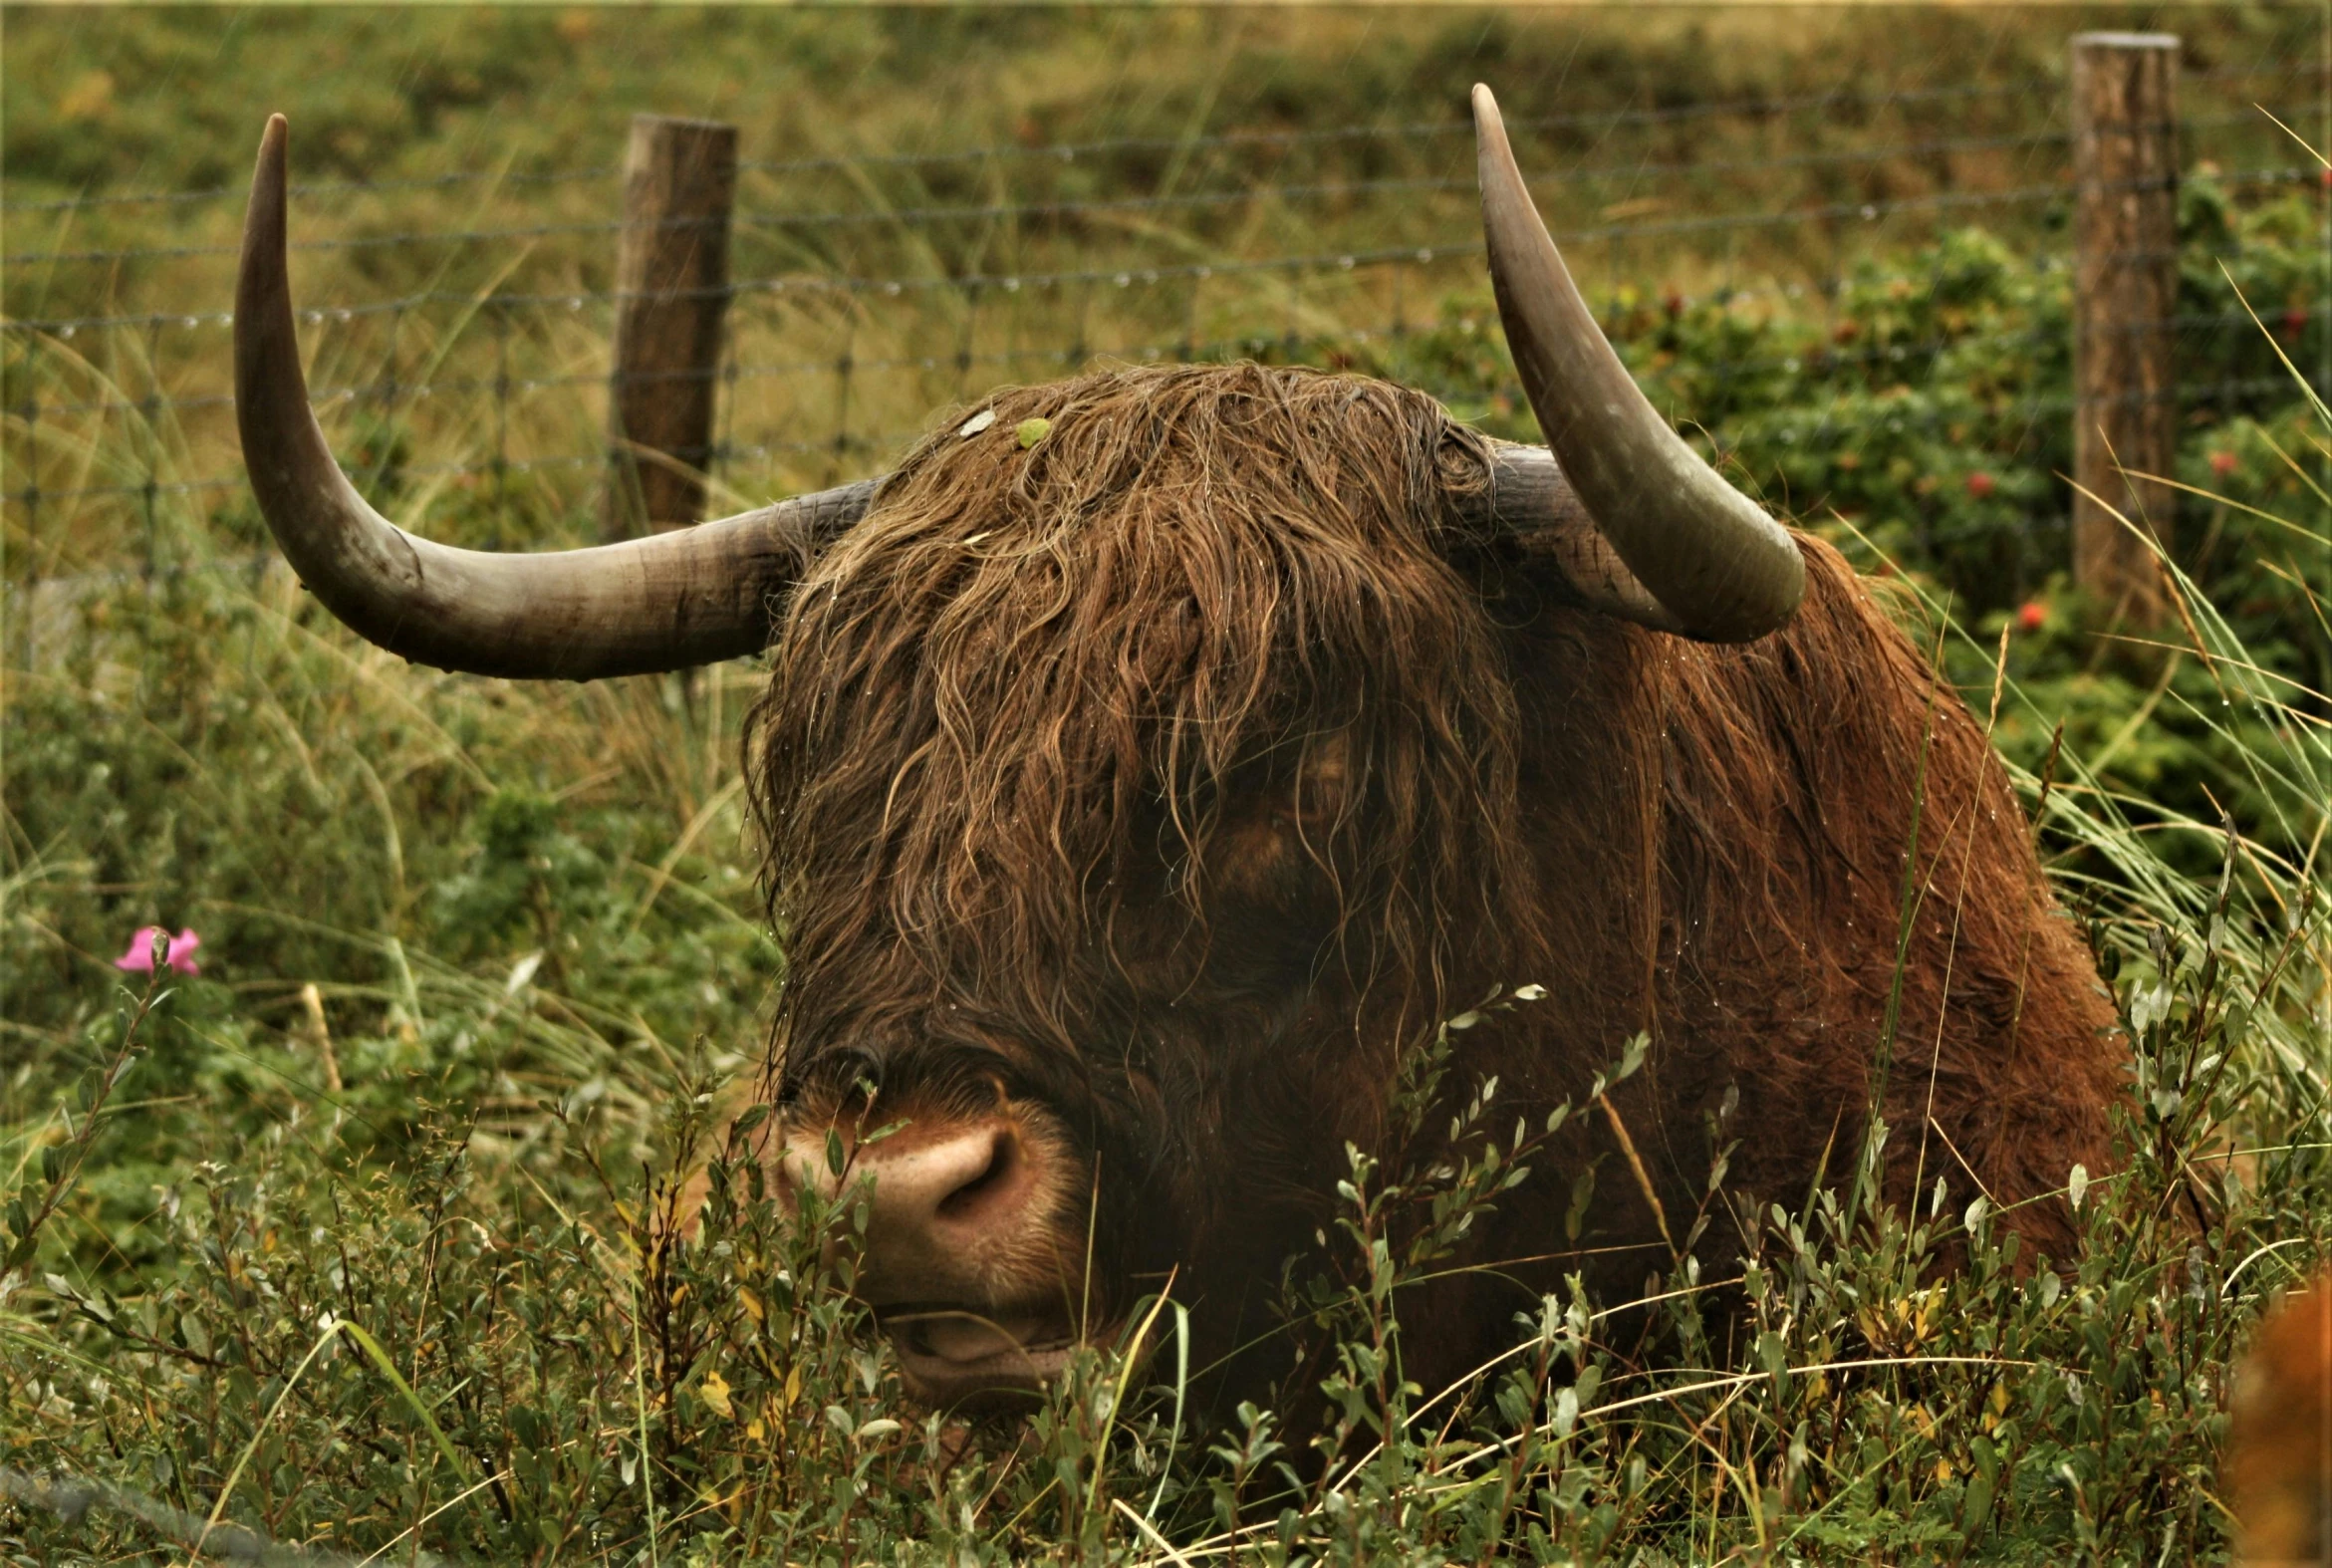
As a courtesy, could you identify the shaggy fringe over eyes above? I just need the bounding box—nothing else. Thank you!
[745,363,1538,1061]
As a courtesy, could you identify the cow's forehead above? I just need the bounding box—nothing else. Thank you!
[745,366,1537,1074]
[763,369,1500,775]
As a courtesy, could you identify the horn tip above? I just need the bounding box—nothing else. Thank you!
[254,115,289,199]
[1471,85,1516,172]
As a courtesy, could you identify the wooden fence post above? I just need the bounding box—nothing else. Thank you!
[603,114,737,542]
[2070,32,2181,626]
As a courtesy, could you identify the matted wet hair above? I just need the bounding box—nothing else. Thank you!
[745,362,1547,1068]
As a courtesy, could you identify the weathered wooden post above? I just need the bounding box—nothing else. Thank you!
[603,114,737,542]
[2070,32,2181,626]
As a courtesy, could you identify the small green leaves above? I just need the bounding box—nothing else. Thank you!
[1016,416,1053,449]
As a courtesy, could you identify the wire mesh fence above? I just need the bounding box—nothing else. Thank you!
[4,54,2326,611]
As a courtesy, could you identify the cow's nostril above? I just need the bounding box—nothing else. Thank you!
[935,1129,1020,1221]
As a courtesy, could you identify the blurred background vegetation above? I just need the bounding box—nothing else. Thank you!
[3,7,2328,1563]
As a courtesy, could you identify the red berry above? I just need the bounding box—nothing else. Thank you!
[2209,449,2239,477]
[1965,471,1996,499]
[2018,602,2047,633]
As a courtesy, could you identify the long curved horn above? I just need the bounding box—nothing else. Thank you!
[1472,86,1804,643]
[1473,445,1683,631]
[236,115,875,680]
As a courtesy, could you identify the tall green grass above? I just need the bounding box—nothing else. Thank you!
[5,7,2320,574]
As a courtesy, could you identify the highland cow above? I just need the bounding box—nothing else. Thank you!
[231,90,2123,1410]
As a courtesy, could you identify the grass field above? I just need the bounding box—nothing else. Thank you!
[4,8,2330,1563]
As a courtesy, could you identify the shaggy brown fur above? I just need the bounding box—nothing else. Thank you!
[747,362,2123,1399]
[2227,1273,2332,1565]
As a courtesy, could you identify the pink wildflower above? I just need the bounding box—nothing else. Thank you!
[115,925,201,976]
[1964,471,1997,500]
[2209,450,2239,478]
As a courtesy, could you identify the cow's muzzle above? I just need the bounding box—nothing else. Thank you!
[777,1104,1093,1407]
